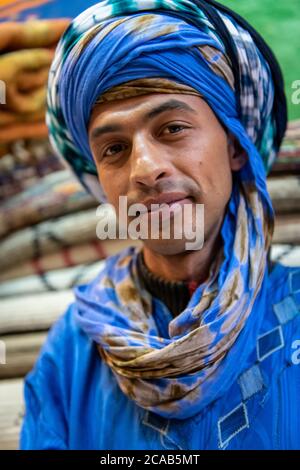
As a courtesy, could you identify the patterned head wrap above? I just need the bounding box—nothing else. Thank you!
[46,0,288,419]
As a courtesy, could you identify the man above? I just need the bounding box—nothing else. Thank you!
[21,0,300,449]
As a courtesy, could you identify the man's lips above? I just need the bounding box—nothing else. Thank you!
[139,193,193,213]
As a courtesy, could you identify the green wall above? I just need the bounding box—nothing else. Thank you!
[221,0,300,120]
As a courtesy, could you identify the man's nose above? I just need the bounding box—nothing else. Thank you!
[129,134,173,188]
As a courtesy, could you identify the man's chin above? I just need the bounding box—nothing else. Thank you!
[139,237,198,256]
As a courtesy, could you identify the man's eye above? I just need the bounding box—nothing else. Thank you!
[163,124,186,135]
[104,143,125,156]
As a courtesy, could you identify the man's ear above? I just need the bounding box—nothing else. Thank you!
[227,133,248,171]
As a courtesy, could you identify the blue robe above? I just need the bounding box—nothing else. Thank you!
[20,261,300,450]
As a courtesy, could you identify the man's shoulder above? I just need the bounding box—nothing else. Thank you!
[34,302,85,368]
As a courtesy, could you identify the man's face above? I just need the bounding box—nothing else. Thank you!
[89,93,245,255]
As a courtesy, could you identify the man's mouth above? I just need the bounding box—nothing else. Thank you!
[149,198,193,216]
[140,193,193,214]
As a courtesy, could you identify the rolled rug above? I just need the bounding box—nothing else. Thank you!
[0,169,97,238]
[0,207,115,270]
[273,214,300,244]
[0,378,23,450]
[0,48,53,114]
[0,288,75,335]
[0,238,139,282]
[0,19,70,52]
[0,121,48,143]
[284,119,300,140]
[0,140,64,201]
[267,175,300,213]
[0,138,63,175]
[0,260,106,297]
[271,120,300,174]
[0,108,46,127]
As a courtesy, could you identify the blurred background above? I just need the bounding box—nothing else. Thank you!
[0,0,299,450]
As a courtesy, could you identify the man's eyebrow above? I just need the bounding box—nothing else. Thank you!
[145,99,197,120]
[90,99,197,141]
[90,124,123,141]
